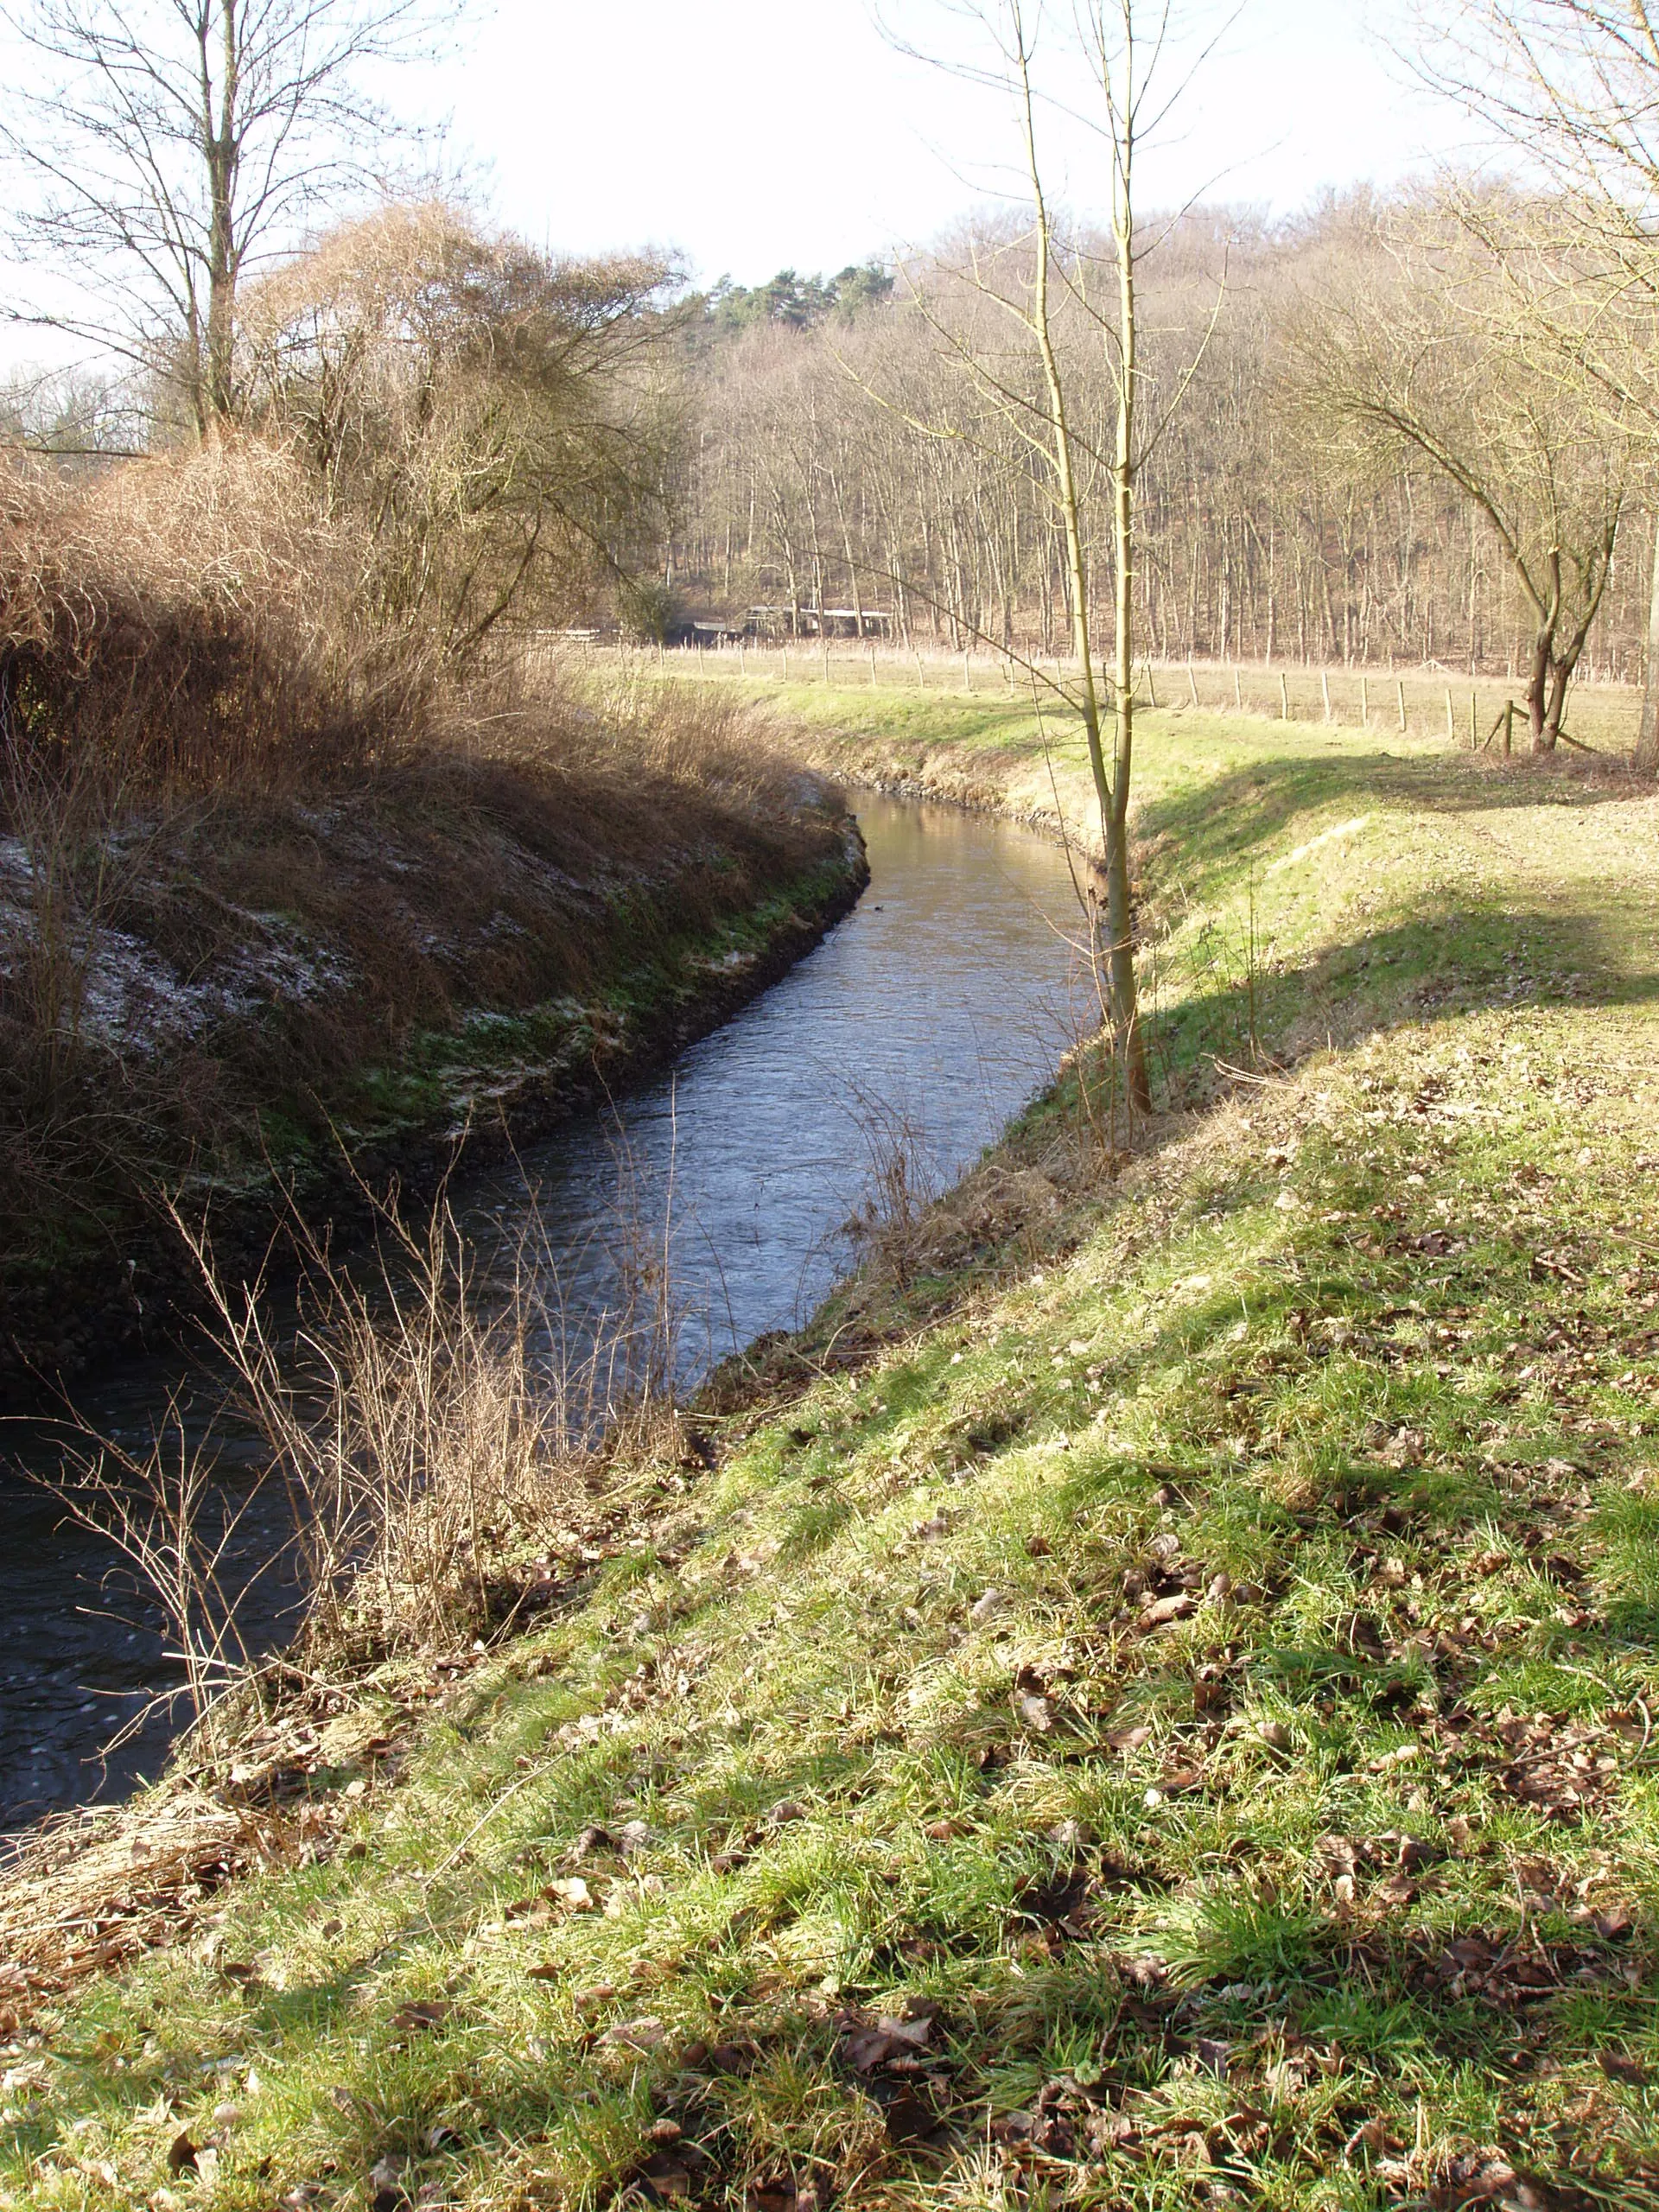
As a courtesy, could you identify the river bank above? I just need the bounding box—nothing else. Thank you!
[0,685,868,1408]
[3,699,1658,2211]
[0,793,1077,1831]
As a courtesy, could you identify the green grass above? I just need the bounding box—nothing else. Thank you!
[4,700,1659,2212]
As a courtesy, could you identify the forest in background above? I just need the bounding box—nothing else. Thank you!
[10,186,1657,692]
[670,191,1659,684]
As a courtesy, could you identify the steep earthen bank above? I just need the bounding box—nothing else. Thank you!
[0,755,867,1406]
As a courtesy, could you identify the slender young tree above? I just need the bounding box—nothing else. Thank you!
[1,0,462,435]
[877,0,1224,1113]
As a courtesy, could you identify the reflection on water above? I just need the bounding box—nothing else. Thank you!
[462,795,1086,1374]
[0,795,1085,1830]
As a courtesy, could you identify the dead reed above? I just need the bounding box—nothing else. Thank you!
[183,1151,688,1669]
[0,438,431,800]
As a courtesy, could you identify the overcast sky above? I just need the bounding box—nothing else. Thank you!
[2,0,1459,377]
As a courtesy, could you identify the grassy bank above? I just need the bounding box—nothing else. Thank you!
[3,696,1658,2212]
[0,677,864,1402]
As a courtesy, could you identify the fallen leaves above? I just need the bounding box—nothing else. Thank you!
[1014,1690,1055,1732]
[988,2069,1286,2184]
[1009,1861,1096,1941]
[1599,2050,1648,2085]
[545,1876,597,1911]
[1141,1592,1197,1629]
[1412,1928,1626,2005]
[841,2010,935,2073]
[637,2149,693,2202]
[1103,1722,1154,1754]
[834,2001,951,2148]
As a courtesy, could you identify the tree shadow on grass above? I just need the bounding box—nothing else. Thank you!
[1142,896,1659,1100]
[1132,741,1646,908]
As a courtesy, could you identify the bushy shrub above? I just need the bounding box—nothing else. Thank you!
[0,437,434,801]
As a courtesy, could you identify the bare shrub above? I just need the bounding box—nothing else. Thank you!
[0,741,121,1120]
[175,1143,686,1663]
[21,1131,691,1784]
[184,1205,562,1661]
[22,1404,273,1764]
[839,1080,942,1294]
[242,204,682,654]
[0,437,432,800]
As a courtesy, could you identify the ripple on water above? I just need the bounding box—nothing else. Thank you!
[0,794,1084,1829]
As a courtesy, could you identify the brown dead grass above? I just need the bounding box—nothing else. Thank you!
[0,440,429,798]
[0,605,853,1386]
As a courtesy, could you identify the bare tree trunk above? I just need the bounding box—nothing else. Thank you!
[1525,622,1557,753]
[202,1,240,426]
[1107,144,1150,1113]
[1639,510,1659,769]
[1014,40,1148,1112]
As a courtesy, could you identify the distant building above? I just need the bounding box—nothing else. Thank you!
[743,605,895,639]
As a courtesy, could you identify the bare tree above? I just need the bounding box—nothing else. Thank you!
[1291,201,1630,751]
[1,0,461,435]
[871,0,1225,1112]
[679,189,1659,702]
[1413,0,1659,761]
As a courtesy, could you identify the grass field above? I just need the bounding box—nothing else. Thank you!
[577,644,1649,760]
[3,694,1658,2212]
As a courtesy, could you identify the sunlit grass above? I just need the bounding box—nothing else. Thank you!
[3,705,1658,2209]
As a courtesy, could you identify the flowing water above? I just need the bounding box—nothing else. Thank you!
[0,795,1085,1831]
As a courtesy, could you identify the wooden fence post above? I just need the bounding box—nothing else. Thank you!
[1503,699,1514,755]
[1396,678,1407,733]
[1445,687,1454,741]
[1188,661,1200,709]
[1360,674,1369,726]
[1280,671,1290,720]
[1147,665,1160,709]
[1469,690,1477,747]
[1321,668,1332,723]
[1234,667,1243,711]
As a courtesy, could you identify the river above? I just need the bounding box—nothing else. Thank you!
[0,794,1085,1831]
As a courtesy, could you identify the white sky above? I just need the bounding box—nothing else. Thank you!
[438,0,1448,283]
[1,0,1465,376]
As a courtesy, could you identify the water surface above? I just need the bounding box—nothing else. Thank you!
[0,794,1084,1829]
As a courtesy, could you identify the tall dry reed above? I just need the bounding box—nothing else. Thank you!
[0,437,432,801]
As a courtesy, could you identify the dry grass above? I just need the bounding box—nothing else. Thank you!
[0,439,431,798]
[0,591,856,1378]
[189,1167,687,1669]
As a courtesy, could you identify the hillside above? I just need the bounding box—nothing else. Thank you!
[3,695,1656,2212]
[0,678,864,1401]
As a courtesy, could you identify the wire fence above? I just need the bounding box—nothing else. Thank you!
[535,638,1643,755]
